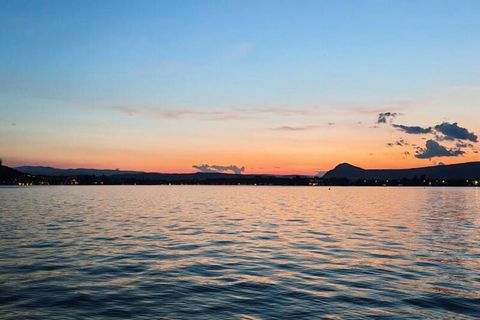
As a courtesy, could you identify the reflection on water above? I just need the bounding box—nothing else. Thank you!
[0,186,479,319]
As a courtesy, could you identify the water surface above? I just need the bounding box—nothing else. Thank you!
[0,186,479,319]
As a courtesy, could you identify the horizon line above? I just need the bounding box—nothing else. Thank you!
[5,160,480,176]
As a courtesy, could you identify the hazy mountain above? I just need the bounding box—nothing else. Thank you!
[15,166,309,179]
[323,162,480,181]
[15,166,144,177]
[1,164,315,185]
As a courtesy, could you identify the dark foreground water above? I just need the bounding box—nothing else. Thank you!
[0,186,479,319]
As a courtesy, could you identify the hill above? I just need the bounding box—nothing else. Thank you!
[0,165,24,184]
[323,162,480,181]
[15,166,144,177]
[5,165,316,185]
[5,162,480,186]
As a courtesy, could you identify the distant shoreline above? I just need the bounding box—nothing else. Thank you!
[2,162,480,187]
[3,184,479,188]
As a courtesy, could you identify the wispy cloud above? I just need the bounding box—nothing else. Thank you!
[255,107,325,117]
[353,103,411,116]
[112,105,326,121]
[113,106,253,121]
[270,125,319,131]
[269,121,336,131]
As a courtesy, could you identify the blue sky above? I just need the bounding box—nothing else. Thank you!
[1,0,480,173]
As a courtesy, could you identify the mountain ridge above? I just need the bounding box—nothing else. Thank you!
[15,166,145,177]
[323,161,480,180]
[3,161,480,185]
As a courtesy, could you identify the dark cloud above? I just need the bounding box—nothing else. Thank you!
[192,164,245,174]
[376,113,478,160]
[456,142,474,149]
[387,138,409,147]
[415,140,465,159]
[434,122,478,142]
[377,112,400,124]
[392,124,432,134]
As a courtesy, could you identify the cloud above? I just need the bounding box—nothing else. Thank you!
[387,138,410,147]
[355,106,408,116]
[113,106,325,121]
[434,122,478,142]
[456,142,474,149]
[256,107,323,117]
[387,138,409,147]
[392,124,432,134]
[270,121,336,131]
[385,120,476,142]
[192,164,217,173]
[113,106,252,121]
[377,112,400,124]
[415,140,465,159]
[270,125,318,131]
[375,112,478,160]
[192,164,245,175]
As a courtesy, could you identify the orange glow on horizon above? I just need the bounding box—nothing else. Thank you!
[5,152,479,176]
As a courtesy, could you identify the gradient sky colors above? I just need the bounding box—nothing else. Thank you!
[1,0,480,175]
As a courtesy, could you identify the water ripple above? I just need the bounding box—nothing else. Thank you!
[1,186,479,319]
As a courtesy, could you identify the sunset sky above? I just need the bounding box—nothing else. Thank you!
[1,1,480,175]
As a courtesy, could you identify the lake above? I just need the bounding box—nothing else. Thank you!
[0,186,479,319]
